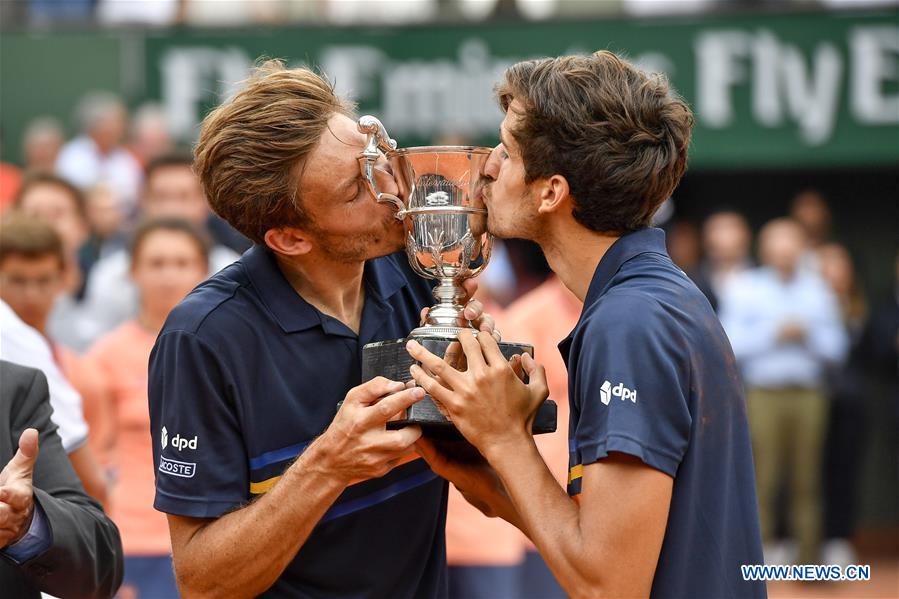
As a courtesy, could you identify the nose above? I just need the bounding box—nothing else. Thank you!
[483,144,503,181]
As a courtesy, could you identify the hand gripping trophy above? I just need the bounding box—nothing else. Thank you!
[356,116,556,438]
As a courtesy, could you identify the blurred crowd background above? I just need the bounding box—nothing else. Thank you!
[1,1,897,598]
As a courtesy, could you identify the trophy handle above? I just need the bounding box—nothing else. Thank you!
[358,116,404,218]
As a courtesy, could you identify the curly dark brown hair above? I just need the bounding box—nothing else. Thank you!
[496,51,694,234]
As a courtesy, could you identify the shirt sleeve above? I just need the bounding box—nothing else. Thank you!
[569,294,692,484]
[1,501,51,564]
[149,330,248,518]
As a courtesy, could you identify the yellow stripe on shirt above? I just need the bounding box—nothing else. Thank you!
[568,464,584,485]
[250,475,281,495]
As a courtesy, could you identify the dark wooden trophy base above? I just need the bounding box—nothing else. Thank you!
[355,335,557,461]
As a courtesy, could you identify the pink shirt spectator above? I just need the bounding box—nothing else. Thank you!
[87,320,171,556]
[54,344,115,467]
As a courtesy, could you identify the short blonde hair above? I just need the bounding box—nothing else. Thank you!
[194,59,354,244]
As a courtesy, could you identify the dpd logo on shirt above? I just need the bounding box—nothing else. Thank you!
[161,426,198,451]
[172,433,198,451]
[600,380,638,405]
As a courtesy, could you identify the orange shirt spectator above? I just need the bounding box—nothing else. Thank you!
[87,320,170,556]
[444,280,580,597]
[0,162,22,213]
[87,217,209,597]
[54,344,115,467]
[445,299,526,568]
[502,276,581,598]
[503,276,580,491]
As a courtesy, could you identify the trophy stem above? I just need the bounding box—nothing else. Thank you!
[409,278,472,339]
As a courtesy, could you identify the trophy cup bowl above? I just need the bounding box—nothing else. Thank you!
[355,116,556,440]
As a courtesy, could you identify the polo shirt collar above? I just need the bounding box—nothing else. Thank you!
[582,227,668,308]
[558,227,668,361]
[241,245,409,335]
[242,245,321,333]
[364,254,408,302]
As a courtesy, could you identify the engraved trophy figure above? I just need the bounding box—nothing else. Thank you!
[356,115,556,437]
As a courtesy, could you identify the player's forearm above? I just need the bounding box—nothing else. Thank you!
[462,474,531,537]
[487,439,604,599]
[174,438,347,597]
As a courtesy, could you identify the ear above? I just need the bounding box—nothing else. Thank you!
[536,174,571,215]
[264,227,312,257]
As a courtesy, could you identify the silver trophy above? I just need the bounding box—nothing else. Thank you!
[356,115,556,437]
[358,115,493,339]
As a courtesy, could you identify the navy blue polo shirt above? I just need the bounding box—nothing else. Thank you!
[560,228,766,599]
[148,245,448,599]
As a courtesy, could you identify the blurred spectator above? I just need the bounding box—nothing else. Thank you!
[324,0,437,25]
[817,243,868,567]
[207,212,253,255]
[858,252,899,478]
[445,276,578,599]
[666,220,702,274]
[477,241,520,307]
[623,0,717,16]
[502,239,552,303]
[0,127,22,212]
[651,198,675,228]
[791,189,832,270]
[818,244,867,339]
[96,0,179,26]
[81,152,240,339]
[13,173,103,349]
[80,183,128,278]
[183,0,286,25]
[22,117,65,174]
[446,492,524,598]
[14,173,89,276]
[697,210,754,311]
[861,251,899,383]
[445,298,525,599]
[55,91,143,211]
[0,216,112,492]
[0,294,108,509]
[0,162,21,214]
[0,296,87,455]
[87,217,210,599]
[127,103,174,170]
[502,276,579,599]
[720,218,848,565]
[28,0,94,24]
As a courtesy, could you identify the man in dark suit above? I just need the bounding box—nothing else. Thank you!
[0,360,123,598]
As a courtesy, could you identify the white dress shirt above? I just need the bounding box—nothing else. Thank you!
[55,136,143,210]
[719,267,848,389]
[0,300,89,453]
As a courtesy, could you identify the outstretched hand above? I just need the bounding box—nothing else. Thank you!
[0,428,39,548]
